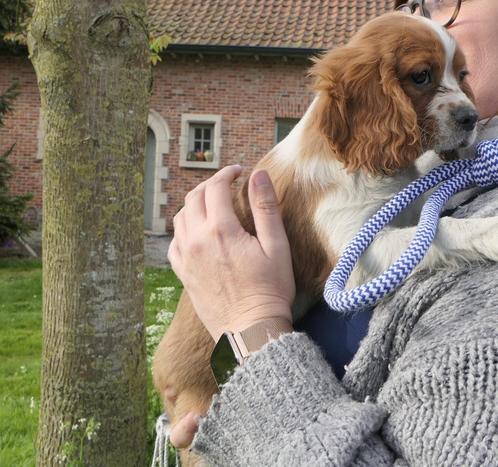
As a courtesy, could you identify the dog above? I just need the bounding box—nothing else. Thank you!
[153,12,497,465]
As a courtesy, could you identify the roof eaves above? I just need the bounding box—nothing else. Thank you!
[167,43,326,57]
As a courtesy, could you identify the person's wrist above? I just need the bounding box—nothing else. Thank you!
[231,315,294,354]
[209,313,293,388]
[212,304,293,343]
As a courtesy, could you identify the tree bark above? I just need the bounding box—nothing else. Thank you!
[28,1,150,465]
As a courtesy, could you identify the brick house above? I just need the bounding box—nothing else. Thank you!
[0,0,393,234]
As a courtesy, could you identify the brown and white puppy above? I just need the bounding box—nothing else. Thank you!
[153,12,497,465]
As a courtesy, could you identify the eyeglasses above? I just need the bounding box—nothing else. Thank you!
[396,0,463,28]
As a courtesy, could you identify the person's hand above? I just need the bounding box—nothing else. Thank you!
[164,388,201,448]
[162,387,203,448]
[168,165,295,341]
[169,412,202,448]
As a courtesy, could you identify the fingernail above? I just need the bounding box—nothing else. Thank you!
[193,414,202,425]
[253,170,271,187]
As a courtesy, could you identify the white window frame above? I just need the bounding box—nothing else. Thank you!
[179,114,222,169]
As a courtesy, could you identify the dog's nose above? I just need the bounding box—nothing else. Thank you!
[452,106,479,132]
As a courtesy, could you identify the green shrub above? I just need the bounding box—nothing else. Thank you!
[0,80,33,244]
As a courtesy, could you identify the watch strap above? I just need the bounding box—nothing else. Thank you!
[233,317,293,360]
[210,318,293,388]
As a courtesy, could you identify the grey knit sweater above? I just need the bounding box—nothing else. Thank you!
[192,187,498,466]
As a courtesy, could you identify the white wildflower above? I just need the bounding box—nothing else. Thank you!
[86,419,101,441]
[20,365,27,374]
[146,324,163,336]
[156,310,174,325]
[71,423,79,431]
[29,397,36,413]
[157,286,175,302]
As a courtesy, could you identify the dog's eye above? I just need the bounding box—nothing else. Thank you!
[459,70,469,82]
[411,70,431,86]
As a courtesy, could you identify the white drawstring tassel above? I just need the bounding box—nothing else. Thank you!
[152,414,172,467]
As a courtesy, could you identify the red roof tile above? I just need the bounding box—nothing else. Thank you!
[147,0,396,51]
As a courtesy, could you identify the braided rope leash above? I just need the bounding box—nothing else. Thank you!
[323,138,498,313]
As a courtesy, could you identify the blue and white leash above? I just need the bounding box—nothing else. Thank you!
[324,138,498,313]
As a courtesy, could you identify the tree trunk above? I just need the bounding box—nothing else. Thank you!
[28,1,150,465]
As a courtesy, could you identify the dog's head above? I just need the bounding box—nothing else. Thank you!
[309,12,477,175]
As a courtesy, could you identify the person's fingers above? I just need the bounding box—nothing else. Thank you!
[169,412,201,449]
[173,209,186,234]
[204,165,242,231]
[184,185,207,224]
[248,170,288,256]
[167,237,182,274]
[172,209,186,248]
[213,164,242,181]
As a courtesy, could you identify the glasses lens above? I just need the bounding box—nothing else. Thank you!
[397,5,414,13]
[424,0,459,25]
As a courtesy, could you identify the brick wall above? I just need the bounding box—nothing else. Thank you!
[0,51,315,232]
[0,54,42,225]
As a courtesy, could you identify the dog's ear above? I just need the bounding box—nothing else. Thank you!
[309,50,351,160]
[310,46,421,175]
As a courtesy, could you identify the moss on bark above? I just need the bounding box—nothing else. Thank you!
[29,1,150,465]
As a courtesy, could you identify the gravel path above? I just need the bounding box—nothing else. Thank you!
[145,234,171,267]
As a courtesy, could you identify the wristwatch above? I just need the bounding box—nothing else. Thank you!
[210,318,293,388]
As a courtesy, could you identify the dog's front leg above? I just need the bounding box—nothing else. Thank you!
[429,216,498,265]
[153,291,218,466]
[350,217,498,286]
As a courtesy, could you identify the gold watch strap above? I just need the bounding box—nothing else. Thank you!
[233,318,293,360]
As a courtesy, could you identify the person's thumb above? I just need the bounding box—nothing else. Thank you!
[169,412,201,448]
[248,170,288,255]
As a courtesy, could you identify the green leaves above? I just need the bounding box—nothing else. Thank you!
[0,80,33,243]
[0,80,19,128]
[0,0,32,47]
[149,34,171,65]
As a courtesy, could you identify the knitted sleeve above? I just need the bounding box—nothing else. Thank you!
[192,332,395,466]
[192,314,497,467]
[191,187,498,466]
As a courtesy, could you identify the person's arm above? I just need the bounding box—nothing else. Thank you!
[168,166,295,343]
[169,167,497,466]
[193,331,394,466]
[168,167,392,465]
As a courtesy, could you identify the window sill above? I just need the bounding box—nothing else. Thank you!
[179,159,220,169]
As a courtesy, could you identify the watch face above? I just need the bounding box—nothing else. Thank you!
[210,332,239,388]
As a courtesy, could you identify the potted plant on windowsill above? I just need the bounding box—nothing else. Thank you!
[204,150,213,162]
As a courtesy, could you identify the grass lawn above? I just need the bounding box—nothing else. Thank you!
[0,258,182,466]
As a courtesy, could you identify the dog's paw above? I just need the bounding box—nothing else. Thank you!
[434,217,498,264]
[473,217,498,262]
